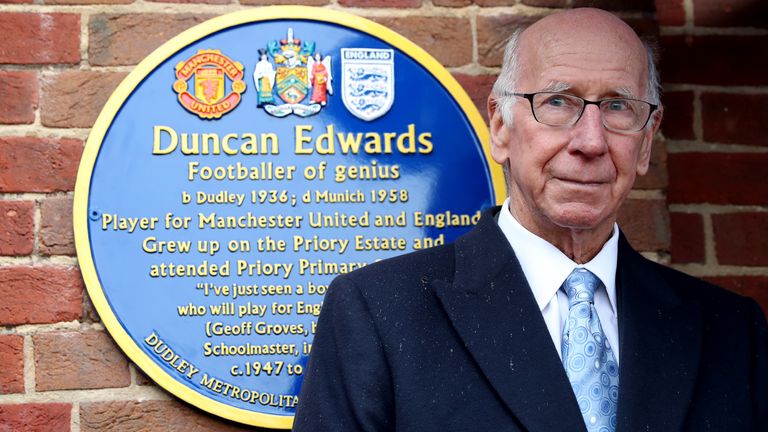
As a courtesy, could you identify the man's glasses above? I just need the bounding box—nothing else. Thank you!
[503,92,658,132]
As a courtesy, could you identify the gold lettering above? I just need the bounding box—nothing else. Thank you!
[294,125,313,154]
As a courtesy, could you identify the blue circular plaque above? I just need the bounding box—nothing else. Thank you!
[74,6,504,429]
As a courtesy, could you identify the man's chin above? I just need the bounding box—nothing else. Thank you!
[545,206,612,233]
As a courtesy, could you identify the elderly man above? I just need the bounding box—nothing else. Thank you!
[294,8,767,432]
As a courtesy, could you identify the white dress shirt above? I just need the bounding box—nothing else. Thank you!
[497,198,620,364]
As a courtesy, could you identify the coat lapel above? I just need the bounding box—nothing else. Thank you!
[615,235,702,431]
[433,208,586,432]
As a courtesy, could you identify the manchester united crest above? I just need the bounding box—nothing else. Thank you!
[254,28,333,118]
[173,49,246,119]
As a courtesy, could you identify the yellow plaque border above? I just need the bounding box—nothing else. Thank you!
[74,6,505,429]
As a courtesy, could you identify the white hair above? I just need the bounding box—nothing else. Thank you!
[491,28,525,126]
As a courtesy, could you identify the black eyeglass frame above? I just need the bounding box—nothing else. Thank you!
[503,92,659,132]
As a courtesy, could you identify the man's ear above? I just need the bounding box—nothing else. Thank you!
[636,106,662,176]
[487,95,511,165]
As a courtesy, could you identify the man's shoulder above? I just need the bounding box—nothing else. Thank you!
[342,242,457,293]
[334,206,503,296]
[637,253,759,315]
[322,208,504,326]
[319,243,459,339]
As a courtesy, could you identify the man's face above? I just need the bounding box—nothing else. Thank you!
[489,14,660,238]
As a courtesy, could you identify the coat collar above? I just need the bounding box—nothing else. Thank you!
[433,207,702,432]
[433,207,587,432]
[614,234,702,431]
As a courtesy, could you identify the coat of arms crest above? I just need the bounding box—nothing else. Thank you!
[341,48,395,121]
[254,28,333,118]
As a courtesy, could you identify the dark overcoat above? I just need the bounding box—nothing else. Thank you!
[294,208,768,432]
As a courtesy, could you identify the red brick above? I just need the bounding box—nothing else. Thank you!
[617,198,670,252]
[520,0,564,6]
[0,137,82,193]
[34,331,130,391]
[660,35,768,85]
[339,0,420,6]
[371,16,472,67]
[712,212,768,266]
[40,197,75,256]
[240,0,327,4]
[0,71,38,124]
[433,0,472,5]
[453,73,497,123]
[622,17,661,39]
[634,135,668,190]
[80,400,253,432]
[572,0,654,10]
[0,335,24,394]
[670,212,705,263]
[477,14,541,67]
[656,0,686,26]
[45,0,132,4]
[41,71,127,128]
[668,153,768,205]
[0,13,79,64]
[0,0,34,3]
[0,403,70,432]
[148,0,228,3]
[0,266,83,325]
[705,276,768,317]
[0,201,34,256]
[89,14,214,66]
[694,0,768,28]
[473,0,516,4]
[661,91,695,140]
[701,93,768,147]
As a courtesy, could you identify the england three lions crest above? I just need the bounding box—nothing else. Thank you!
[254,28,333,118]
[341,48,395,121]
[173,49,246,119]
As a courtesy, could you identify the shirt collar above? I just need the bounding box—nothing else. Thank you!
[497,198,618,314]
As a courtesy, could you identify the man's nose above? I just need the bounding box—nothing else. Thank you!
[568,105,609,156]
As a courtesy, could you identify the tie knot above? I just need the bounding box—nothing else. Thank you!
[563,268,601,306]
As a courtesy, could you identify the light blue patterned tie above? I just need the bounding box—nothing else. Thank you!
[561,268,619,432]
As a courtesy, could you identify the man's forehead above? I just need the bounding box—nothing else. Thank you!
[520,9,645,63]
[517,9,648,95]
[523,8,641,41]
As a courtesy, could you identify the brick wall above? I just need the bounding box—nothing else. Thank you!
[0,0,763,430]
[658,0,768,315]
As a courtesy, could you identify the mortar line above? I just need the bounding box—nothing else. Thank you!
[702,210,717,266]
[683,0,694,30]
[669,204,768,213]
[470,7,478,65]
[71,402,81,432]
[32,200,42,265]
[23,334,36,395]
[666,141,768,154]
[692,88,703,142]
